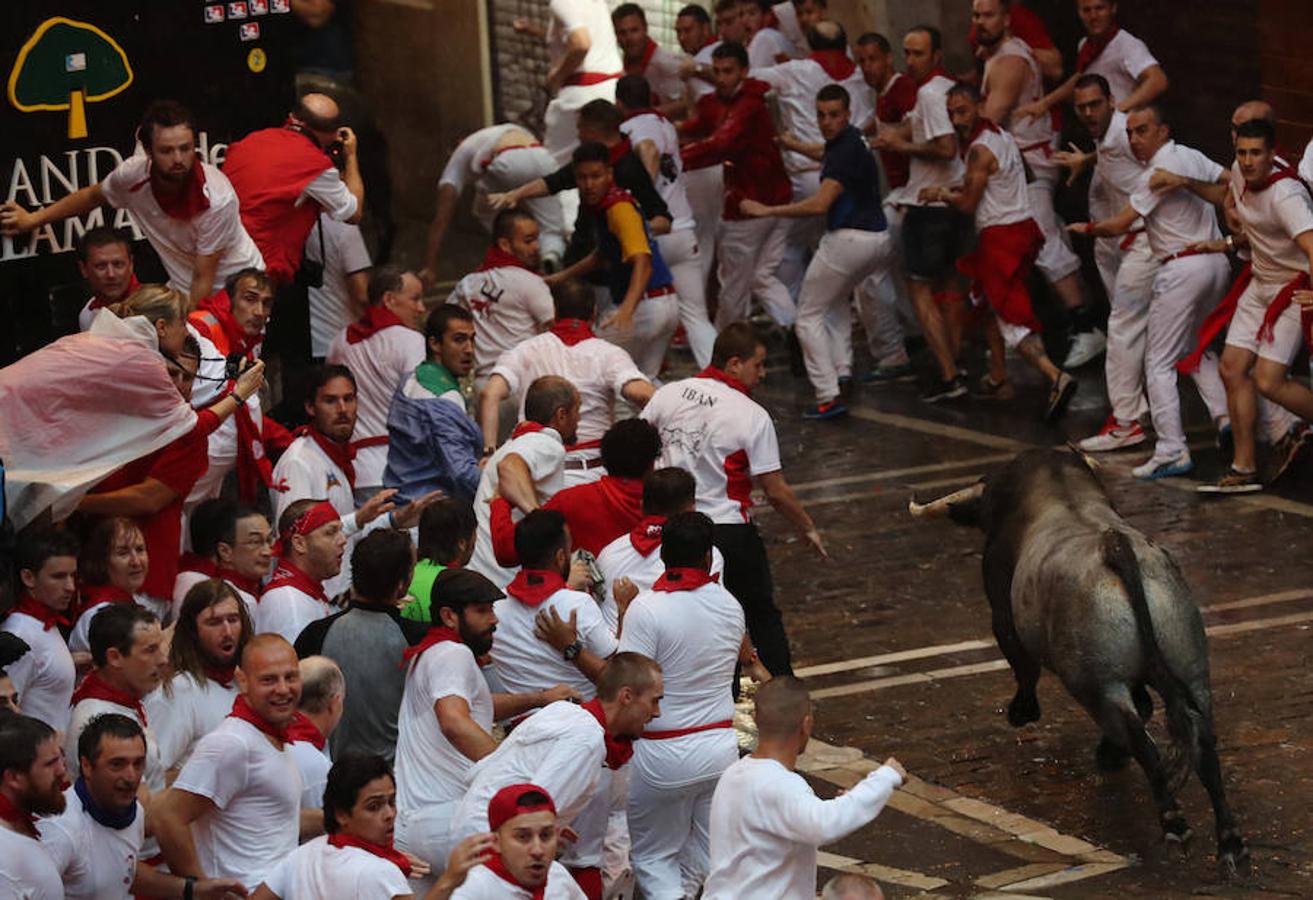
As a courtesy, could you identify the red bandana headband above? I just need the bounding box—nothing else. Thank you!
[273,500,340,556]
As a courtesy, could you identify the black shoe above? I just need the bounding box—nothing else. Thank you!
[1268,424,1312,485]
[922,376,967,403]
[1044,372,1077,423]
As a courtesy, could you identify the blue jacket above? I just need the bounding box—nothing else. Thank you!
[383,374,484,503]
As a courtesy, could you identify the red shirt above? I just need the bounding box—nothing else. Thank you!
[875,72,918,190]
[680,79,792,220]
[491,476,645,565]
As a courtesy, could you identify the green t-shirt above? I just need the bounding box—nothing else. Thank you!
[402,559,447,623]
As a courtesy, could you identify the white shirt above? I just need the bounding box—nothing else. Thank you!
[145,673,239,772]
[440,125,541,193]
[326,320,427,488]
[1091,109,1145,220]
[1,609,76,734]
[290,738,332,810]
[469,429,566,589]
[888,74,963,206]
[67,595,160,655]
[753,59,873,175]
[771,1,807,52]
[66,696,164,794]
[1079,29,1159,104]
[0,827,64,900]
[257,582,331,646]
[690,41,720,100]
[306,217,373,359]
[1300,140,1313,187]
[39,785,145,900]
[641,375,782,524]
[985,37,1056,165]
[595,529,724,632]
[548,0,621,78]
[972,127,1032,230]
[451,860,587,899]
[491,587,617,701]
[1130,141,1225,258]
[172,716,303,890]
[99,155,264,295]
[448,268,555,382]
[172,569,259,623]
[702,757,903,900]
[300,168,360,223]
[492,333,648,449]
[620,113,696,231]
[395,641,493,812]
[747,27,795,71]
[634,44,689,108]
[261,834,412,899]
[1232,161,1313,285]
[451,700,606,842]
[618,581,744,787]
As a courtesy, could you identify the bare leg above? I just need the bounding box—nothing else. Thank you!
[1052,271,1086,311]
[983,316,1008,385]
[1255,357,1313,421]
[907,278,958,381]
[1018,333,1061,385]
[1219,346,1259,472]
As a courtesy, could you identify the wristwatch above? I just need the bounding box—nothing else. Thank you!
[563,640,583,661]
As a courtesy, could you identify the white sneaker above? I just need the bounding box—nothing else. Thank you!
[1132,451,1193,480]
[1064,329,1107,369]
[1078,416,1147,452]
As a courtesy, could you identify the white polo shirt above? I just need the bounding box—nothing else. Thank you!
[306,218,373,359]
[448,268,555,383]
[641,375,782,524]
[887,74,963,207]
[257,581,331,646]
[1,609,76,734]
[1130,141,1225,258]
[99,154,264,295]
[1231,161,1313,285]
[290,738,332,810]
[618,581,744,787]
[595,525,725,632]
[752,59,873,175]
[1091,109,1145,220]
[395,641,493,812]
[326,319,427,489]
[261,834,412,898]
[451,860,587,899]
[491,586,617,700]
[469,428,567,588]
[39,784,145,900]
[145,673,239,772]
[1079,29,1160,104]
[0,827,64,900]
[549,0,622,79]
[972,127,1032,231]
[620,112,696,231]
[747,27,796,71]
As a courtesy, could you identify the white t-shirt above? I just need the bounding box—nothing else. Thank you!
[548,0,621,79]
[491,587,617,700]
[395,641,493,812]
[1091,109,1145,220]
[985,37,1056,167]
[440,124,539,193]
[448,269,555,382]
[618,581,744,787]
[306,217,373,359]
[702,757,903,900]
[972,127,1032,230]
[38,785,145,900]
[290,739,332,810]
[1,610,76,734]
[888,74,963,207]
[1130,141,1225,258]
[1079,29,1159,104]
[0,827,64,900]
[326,320,427,488]
[747,27,795,71]
[261,834,412,899]
[635,44,689,108]
[771,1,807,52]
[99,154,264,295]
[257,582,331,646]
[469,429,566,589]
[66,696,164,794]
[595,528,724,632]
[451,860,587,899]
[145,673,239,772]
[451,700,606,841]
[753,59,873,175]
[172,716,303,890]
[1232,161,1313,285]
[620,113,696,232]
[641,375,782,524]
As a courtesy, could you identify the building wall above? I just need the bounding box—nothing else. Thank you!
[1258,0,1313,153]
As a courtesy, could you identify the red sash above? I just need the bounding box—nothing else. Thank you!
[328,832,413,877]
[652,568,719,592]
[696,365,751,396]
[0,793,38,839]
[1177,264,1253,374]
[87,275,142,312]
[178,553,220,579]
[581,698,635,769]
[506,569,566,607]
[914,65,949,88]
[130,156,211,221]
[1257,272,1313,347]
[71,670,146,725]
[204,664,237,689]
[512,421,547,439]
[550,318,595,347]
[962,117,1002,161]
[643,719,733,740]
[193,290,261,359]
[228,693,289,743]
[345,305,407,345]
[1076,26,1119,72]
[565,71,621,87]
[629,515,665,556]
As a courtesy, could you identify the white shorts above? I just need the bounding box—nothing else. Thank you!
[1224,277,1306,365]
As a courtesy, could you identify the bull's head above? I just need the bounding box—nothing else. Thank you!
[907,481,986,526]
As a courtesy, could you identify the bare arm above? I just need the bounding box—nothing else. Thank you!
[133,864,247,900]
[1015,71,1079,123]
[1069,201,1142,238]
[479,374,512,450]
[741,179,842,219]
[436,695,496,761]
[601,253,652,332]
[634,139,660,180]
[1034,46,1064,83]
[338,128,365,225]
[77,478,177,517]
[932,144,993,215]
[874,131,955,162]
[299,807,324,840]
[492,683,579,720]
[419,183,460,287]
[547,28,590,94]
[620,377,655,408]
[1118,65,1168,112]
[190,253,220,305]
[543,248,601,286]
[981,56,1028,127]
[344,269,369,321]
[758,470,827,559]
[497,452,541,512]
[152,788,218,878]
[777,131,825,162]
[0,183,106,235]
[1148,169,1228,208]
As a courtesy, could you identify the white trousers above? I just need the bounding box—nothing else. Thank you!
[1146,255,1231,458]
[595,293,679,379]
[627,772,717,900]
[395,801,457,892]
[1024,163,1082,283]
[659,228,717,369]
[717,217,794,328]
[1095,234,1158,423]
[798,228,895,402]
[779,170,825,302]
[478,146,569,261]
[685,166,724,284]
[855,204,914,366]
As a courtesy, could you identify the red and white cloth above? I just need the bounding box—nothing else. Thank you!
[261,833,413,898]
[595,518,725,631]
[1077,28,1160,104]
[448,255,555,386]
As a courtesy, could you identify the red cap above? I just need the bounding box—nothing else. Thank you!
[487,783,557,831]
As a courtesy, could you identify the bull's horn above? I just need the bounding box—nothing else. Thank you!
[908,482,985,517]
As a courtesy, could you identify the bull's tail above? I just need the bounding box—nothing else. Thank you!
[1101,529,1207,792]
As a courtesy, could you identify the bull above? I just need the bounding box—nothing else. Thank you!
[909,448,1247,873]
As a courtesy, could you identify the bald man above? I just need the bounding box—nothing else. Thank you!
[822,873,886,900]
[289,656,346,836]
[154,635,305,891]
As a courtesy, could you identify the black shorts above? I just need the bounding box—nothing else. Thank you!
[902,205,972,280]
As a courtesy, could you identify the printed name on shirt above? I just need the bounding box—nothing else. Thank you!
[680,385,718,408]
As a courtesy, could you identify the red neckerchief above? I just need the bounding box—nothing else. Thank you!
[581,698,635,769]
[608,138,633,167]
[550,318,595,347]
[81,583,135,607]
[228,693,289,744]
[625,38,659,76]
[402,626,463,665]
[346,304,407,345]
[87,274,141,311]
[286,712,326,749]
[196,291,260,359]
[697,365,751,396]
[629,515,666,557]
[204,663,237,689]
[262,558,329,605]
[511,420,547,440]
[478,245,535,272]
[219,566,262,597]
[506,569,566,607]
[652,568,720,592]
[71,670,146,725]
[914,65,949,88]
[588,183,638,215]
[136,155,211,221]
[0,792,38,839]
[961,117,1002,160]
[809,50,856,81]
[1076,25,1119,72]
[296,425,356,489]
[328,832,413,878]
[11,595,70,632]
[485,852,546,900]
[1242,160,1300,197]
[178,553,220,579]
[233,405,284,503]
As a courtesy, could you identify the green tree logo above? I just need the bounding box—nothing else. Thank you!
[7,17,134,139]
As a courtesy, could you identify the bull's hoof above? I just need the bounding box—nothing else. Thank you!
[1132,684,1154,723]
[1095,736,1131,771]
[1161,811,1193,857]
[1217,830,1250,878]
[1007,691,1041,727]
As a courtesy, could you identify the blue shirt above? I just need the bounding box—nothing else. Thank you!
[383,375,484,503]
[821,125,887,233]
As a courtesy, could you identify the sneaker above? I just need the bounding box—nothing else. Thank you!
[1196,468,1262,494]
[803,399,848,420]
[862,362,916,384]
[1078,415,1147,452]
[1132,452,1193,480]
[1268,423,1312,484]
[1063,329,1107,369]
[975,374,1016,400]
[1044,372,1078,422]
[922,376,967,403]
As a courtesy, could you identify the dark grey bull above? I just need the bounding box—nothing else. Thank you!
[910,448,1247,873]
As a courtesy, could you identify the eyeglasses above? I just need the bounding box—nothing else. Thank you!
[233,535,275,549]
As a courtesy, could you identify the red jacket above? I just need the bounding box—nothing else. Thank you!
[680,79,792,220]
[490,476,645,564]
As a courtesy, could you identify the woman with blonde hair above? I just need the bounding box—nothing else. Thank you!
[91,282,192,355]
